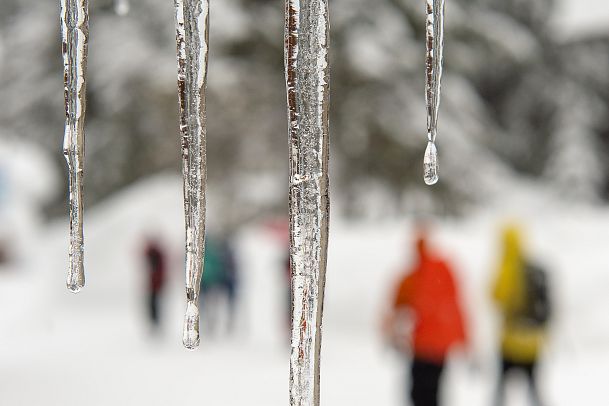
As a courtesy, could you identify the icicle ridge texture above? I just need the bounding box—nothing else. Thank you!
[285,0,331,404]
[61,0,89,292]
[424,0,444,185]
[174,0,209,349]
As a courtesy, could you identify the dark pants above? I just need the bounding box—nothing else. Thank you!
[148,291,160,327]
[495,358,542,406]
[410,357,445,406]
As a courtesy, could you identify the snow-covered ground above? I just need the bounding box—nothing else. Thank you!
[1,173,609,405]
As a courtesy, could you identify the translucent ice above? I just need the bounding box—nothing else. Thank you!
[285,0,331,404]
[182,299,200,350]
[60,0,89,292]
[424,0,444,185]
[174,0,209,349]
[423,141,439,185]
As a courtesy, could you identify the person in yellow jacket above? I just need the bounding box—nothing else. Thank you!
[492,224,550,406]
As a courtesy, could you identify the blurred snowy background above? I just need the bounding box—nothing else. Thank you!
[1,0,609,405]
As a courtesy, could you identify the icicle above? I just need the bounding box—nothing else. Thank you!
[423,0,444,186]
[174,0,209,350]
[61,0,89,293]
[423,141,438,185]
[114,0,130,16]
[285,0,330,404]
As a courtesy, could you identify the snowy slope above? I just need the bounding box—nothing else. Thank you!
[1,174,609,405]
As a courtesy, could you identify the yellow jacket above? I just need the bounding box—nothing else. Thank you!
[492,226,545,363]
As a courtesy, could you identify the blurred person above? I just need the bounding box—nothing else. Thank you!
[200,235,239,335]
[283,251,291,334]
[143,237,167,332]
[0,236,10,265]
[492,225,551,406]
[383,226,468,406]
[220,237,239,332]
[265,218,291,336]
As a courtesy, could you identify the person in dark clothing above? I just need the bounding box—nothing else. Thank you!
[199,236,240,335]
[219,239,239,332]
[143,238,167,330]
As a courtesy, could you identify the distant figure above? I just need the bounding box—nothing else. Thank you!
[200,236,239,335]
[283,252,291,333]
[492,225,551,406]
[143,238,167,331]
[221,238,239,331]
[0,237,9,265]
[384,227,467,406]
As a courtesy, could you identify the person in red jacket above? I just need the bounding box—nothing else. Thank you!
[143,237,167,331]
[384,228,468,406]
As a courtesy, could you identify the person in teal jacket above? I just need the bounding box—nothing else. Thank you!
[199,236,239,334]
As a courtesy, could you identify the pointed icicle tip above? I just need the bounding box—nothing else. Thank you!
[182,300,200,350]
[423,141,439,185]
[66,282,83,293]
[66,272,84,293]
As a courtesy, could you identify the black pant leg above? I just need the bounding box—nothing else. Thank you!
[496,358,543,406]
[411,357,444,406]
[149,292,159,326]
[522,361,543,406]
[494,358,513,406]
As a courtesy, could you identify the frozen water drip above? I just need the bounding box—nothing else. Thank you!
[423,141,439,185]
[60,0,89,292]
[423,0,444,185]
[174,0,209,349]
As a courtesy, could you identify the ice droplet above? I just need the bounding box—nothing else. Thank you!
[182,300,200,350]
[66,263,84,293]
[424,141,439,185]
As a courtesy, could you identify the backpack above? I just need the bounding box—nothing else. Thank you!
[520,261,551,325]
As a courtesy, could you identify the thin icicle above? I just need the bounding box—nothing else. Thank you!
[424,0,444,185]
[285,0,330,404]
[60,0,89,293]
[174,0,209,350]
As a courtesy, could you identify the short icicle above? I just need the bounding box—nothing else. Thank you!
[285,0,331,404]
[60,0,89,292]
[174,0,209,350]
[423,0,444,185]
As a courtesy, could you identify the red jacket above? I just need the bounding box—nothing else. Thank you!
[394,253,467,362]
[145,244,166,293]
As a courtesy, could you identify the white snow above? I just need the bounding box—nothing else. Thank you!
[1,172,609,405]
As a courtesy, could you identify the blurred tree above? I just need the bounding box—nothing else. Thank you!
[0,0,608,221]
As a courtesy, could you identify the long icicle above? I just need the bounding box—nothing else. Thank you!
[61,0,89,293]
[423,0,444,186]
[174,0,209,350]
[285,0,330,404]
